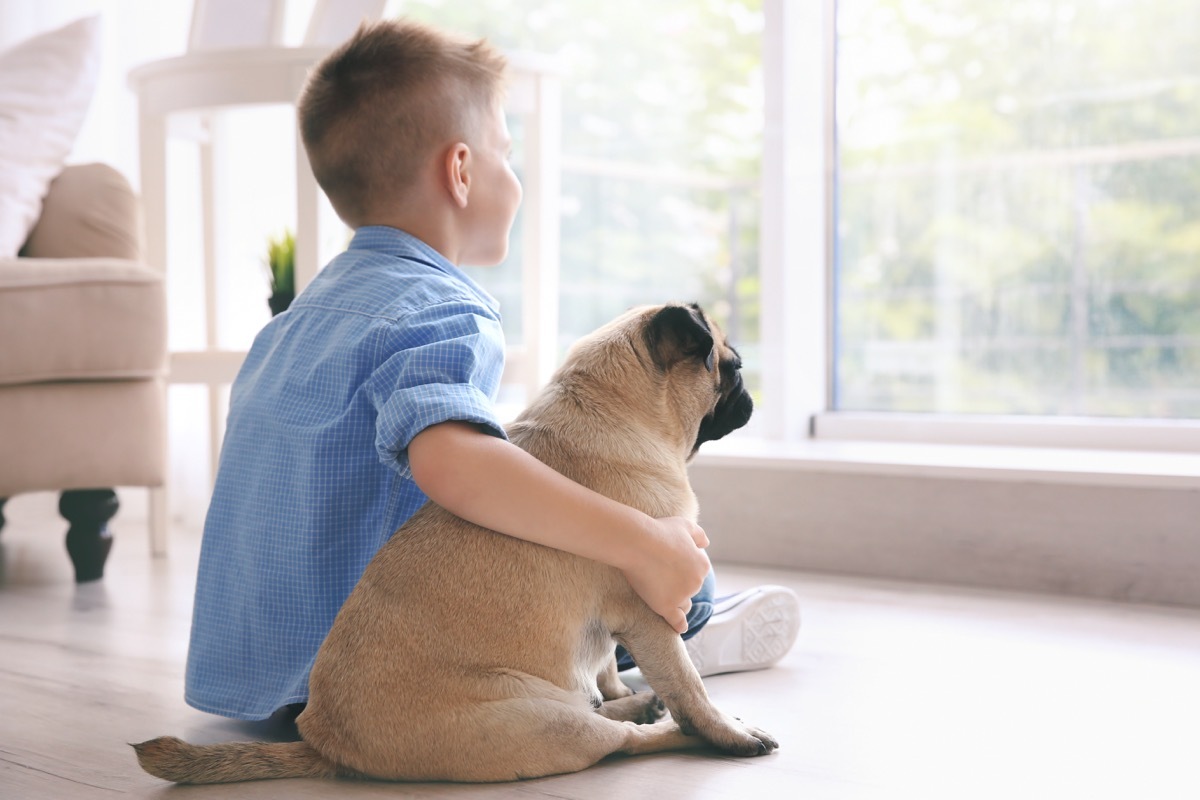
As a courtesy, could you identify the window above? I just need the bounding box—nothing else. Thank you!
[397,0,766,405]
[325,0,1198,449]
[834,0,1200,420]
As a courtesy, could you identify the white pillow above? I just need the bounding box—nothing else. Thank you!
[0,16,102,259]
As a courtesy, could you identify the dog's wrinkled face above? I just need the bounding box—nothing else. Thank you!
[638,303,754,457]
[694,340,752,452]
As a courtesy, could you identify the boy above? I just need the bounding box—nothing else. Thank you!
[185,19,798,722]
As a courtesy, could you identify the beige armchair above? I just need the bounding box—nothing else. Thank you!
[0,164,167,582]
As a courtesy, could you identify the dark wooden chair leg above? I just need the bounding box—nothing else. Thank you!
[59,489,118,583]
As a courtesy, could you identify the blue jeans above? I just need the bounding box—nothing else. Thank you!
[615,569,716,671]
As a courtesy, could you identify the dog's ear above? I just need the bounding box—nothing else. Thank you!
[644,303,716,372]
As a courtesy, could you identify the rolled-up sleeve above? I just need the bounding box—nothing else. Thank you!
[368,301,507,479]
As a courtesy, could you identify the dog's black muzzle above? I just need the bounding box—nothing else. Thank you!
[693,372,753,453]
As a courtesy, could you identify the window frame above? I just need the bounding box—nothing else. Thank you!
[761,0,1200,454]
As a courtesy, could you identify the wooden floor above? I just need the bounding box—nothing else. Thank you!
[2,493,1200,799]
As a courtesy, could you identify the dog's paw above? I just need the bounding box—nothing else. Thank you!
[597,691,667,724]
[742,725,779,755]
[632,693,667,725]
[705,719,779,757]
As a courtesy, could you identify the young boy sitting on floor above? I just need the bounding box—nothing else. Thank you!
[185,18,799,722]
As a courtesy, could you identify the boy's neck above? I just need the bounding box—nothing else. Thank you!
[362,195,463,266]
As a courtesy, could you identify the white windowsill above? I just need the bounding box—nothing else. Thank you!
[692,437,1200,490]
[500,400,1200,489]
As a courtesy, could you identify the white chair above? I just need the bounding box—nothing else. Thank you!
[188,0,389,50]
[304,0,389,46]
[188,0,287,51]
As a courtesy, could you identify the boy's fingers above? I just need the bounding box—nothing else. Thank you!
[663,607,688,634]
[673,599,692,633]
[692,524,710,548]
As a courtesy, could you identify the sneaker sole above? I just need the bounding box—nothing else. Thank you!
[686,585,801,678]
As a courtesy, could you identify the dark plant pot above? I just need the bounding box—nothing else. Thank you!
[268,291,294,316]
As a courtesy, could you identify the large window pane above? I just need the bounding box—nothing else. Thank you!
[835,0,1200,417]
[398,0,764,396]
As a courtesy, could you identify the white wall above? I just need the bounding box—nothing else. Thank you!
[691,460,1200,608]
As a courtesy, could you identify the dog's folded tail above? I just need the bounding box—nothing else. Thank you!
[132,736,341,784]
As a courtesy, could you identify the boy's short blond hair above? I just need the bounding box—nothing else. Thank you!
[298,19,508,228]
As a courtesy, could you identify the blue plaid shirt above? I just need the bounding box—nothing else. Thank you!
[185,226,507,720]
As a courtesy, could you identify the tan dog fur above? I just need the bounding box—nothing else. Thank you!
[134,303,775,783]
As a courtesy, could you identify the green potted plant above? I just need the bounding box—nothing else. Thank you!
[264,228,295,316]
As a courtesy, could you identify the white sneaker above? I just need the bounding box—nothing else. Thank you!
[685,585,801,677]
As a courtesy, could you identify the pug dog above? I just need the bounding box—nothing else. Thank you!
[134,302,776,784]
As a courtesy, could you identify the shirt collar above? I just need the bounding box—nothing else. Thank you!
[348,225,501,314]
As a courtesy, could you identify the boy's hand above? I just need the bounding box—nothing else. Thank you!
[622,517,711,634]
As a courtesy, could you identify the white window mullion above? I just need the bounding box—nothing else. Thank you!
[761,0,836,441]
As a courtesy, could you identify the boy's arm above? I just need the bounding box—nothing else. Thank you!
[408,420,711,634]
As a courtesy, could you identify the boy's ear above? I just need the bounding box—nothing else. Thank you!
[444,143,471,208]
[644,303,716,372]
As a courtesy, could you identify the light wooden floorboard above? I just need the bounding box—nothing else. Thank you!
[2,493,1199,799]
